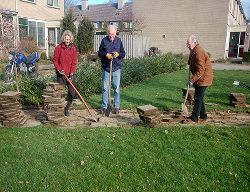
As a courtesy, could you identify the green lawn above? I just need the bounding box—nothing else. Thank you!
[86,69,250,111]
[1,69,250,191]
[1,125,249,191]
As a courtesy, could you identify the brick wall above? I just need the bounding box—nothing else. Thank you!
[133,0,247,60]
[1,0,64,21]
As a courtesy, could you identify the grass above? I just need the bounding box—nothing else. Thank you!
[1,125,249,191]
[1,68,250,191]
[85,69,250,111]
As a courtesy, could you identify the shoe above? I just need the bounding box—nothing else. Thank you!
[64,110,70,116]
[199,118,207,122]
[101,108,106,114]
[184,119,196,124]
[115,108,119,114]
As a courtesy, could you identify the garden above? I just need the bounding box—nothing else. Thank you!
[0,53,250,191]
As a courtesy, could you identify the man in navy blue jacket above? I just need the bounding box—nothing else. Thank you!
[98,25,126,114]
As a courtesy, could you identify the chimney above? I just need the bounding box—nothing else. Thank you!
[82,0,88,11]
[118,0,125,10]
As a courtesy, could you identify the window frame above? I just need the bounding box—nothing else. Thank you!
[47,0,59,8]
[18,17,46,48]
[20,0,35,3]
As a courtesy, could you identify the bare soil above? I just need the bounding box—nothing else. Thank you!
[21,106,250,128]
[19,65,250,128]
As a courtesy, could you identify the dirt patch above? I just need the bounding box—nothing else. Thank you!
[21,106,250,128]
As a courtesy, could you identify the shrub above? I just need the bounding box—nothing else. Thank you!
[75,53,187,97]
[1,54,187,105]
[215,58,227,62]
[75,62,102,97]
[40,52,47,60]
[18,74,56,106]
[243,52,250,62]
[18,36,41,55]
[207,52,212,58]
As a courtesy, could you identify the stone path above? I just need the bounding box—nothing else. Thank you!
[21,107,250,128]
[13,63,250,128]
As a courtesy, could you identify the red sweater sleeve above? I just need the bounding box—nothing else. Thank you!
[53,45,61,71]
[69,46,77,74]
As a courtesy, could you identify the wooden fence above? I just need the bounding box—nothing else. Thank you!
[94,35,150,59]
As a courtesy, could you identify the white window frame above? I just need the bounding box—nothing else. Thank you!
[20,0,36,3]
[47,0,59,8]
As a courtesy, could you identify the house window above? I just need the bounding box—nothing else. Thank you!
[20,0,35,2]
[48,28,61,46]
[96,22,102,28]
[127,22,132,29]
[18,17,28,39]
[47,0,59,7]
[37,22,45,47]
[18,17,45,47]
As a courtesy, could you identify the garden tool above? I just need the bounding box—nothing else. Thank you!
[105,56,114,117]
[181,84,190,117]
[233,81,250,90]
[181,67,191,117]
[63,73,98,122]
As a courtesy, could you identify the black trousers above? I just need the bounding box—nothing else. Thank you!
[57,74,75,110]
[190,86,208,122]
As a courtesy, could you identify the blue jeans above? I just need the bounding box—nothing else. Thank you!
[102,69,121,109]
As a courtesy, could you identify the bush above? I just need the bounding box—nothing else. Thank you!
[18,74,56,106]
[40,52,47,60]
[75,53,187,97]
[75,62,102,97]
[1,54,187,105]
[243,52,250,62]
[207,52,212,58]
[18,36,41,55]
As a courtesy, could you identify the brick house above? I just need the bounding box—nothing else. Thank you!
[0,0,64,56]
[133,0,249,60]
[71,0,133,32]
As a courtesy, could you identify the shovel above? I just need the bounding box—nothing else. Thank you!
[105,58,114,117]
[181,68,191,117]
[181,84,190,117]
[63,74,98,122]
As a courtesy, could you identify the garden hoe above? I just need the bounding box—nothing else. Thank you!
[63,73,98,122]
[181,67,191,117]
[105,56,114,117]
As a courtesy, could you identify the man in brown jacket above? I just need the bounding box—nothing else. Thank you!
[186,35,213,124]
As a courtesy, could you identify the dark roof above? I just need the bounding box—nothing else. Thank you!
[71,3,133,22]
[0,9,18,16]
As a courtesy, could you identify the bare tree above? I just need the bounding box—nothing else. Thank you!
[65,0,81,13]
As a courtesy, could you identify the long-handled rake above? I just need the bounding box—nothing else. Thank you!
[63,74,98,122]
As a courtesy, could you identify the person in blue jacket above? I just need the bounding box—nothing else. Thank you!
[98,25,126,114]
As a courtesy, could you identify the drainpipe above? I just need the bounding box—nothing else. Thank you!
[15,0,18,49]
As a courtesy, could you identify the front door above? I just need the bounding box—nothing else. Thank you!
[228,32,245,58]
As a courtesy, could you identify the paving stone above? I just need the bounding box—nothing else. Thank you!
[137,105,159,116]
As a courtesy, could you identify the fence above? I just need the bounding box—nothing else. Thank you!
[94,35,151,59]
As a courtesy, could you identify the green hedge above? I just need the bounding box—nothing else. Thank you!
[0,54,187,106]
[75,53,187,97]
[243,52,250,62]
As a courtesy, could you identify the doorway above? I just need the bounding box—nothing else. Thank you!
[228,32,245,58]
